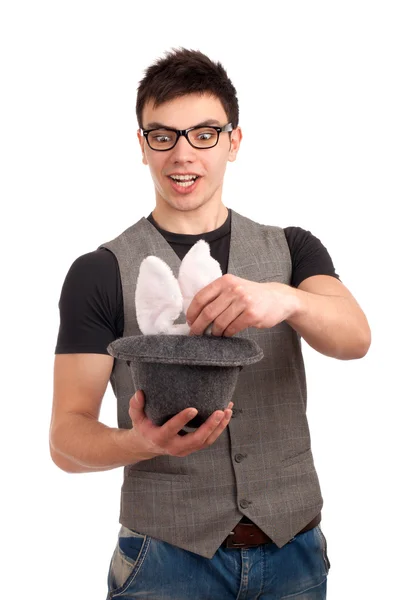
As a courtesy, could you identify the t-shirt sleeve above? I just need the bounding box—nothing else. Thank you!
[54,248,123,355]
[284,227,341,288]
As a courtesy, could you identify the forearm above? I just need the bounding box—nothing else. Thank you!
[50,413,147,474]
[285,287,371,360]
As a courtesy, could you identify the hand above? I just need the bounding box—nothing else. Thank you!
[186,273,298,337]
[126,390,234,459]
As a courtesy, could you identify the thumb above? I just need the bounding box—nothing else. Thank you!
[129,390,145,419]
[134,390,144,403]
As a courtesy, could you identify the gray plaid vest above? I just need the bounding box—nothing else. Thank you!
[100,209,323,559]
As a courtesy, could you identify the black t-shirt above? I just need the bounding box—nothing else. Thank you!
[55,209,340,355]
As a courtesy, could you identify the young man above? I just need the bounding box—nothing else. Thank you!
[50,48,371,599]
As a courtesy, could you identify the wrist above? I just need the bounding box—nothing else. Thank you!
[262,281,302,322]
[110,427,155,463]
[284,285,307,326]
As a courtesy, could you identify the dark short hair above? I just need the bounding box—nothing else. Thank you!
[136,47,239,130]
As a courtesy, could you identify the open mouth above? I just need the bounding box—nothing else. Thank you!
[168,175,200,188]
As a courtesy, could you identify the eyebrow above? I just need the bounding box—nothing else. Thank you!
[144,119,223,130]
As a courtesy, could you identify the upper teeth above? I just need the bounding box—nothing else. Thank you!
[170,175,197,181]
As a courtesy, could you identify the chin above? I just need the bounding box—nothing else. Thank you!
[165,196,208,212]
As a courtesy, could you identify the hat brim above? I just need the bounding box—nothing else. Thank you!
[107,334,263,367]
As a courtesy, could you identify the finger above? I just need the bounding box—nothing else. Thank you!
[189,291,235,336]
[157,406,200,442]
[203,408,233,446]
[211,298,248,337]
[186,277,227,326]
[222,309,260,337]
[128,390,147,426]
[171,408,228,454]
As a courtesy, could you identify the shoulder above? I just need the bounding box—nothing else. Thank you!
[284,225,312,245]
[65,248,119,280]
[283,226,340,287]
[55,248,123,354]
[70,247,118,269]
[283,226,328,254]
[60,248,121,303]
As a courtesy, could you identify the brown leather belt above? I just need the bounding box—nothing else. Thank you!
[222,512,321,549]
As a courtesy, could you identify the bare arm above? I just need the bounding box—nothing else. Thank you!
[286,275,371,360]
[49,354,145,473]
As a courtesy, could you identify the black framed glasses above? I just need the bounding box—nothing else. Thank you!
[141,123,233,151]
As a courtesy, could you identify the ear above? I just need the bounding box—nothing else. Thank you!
[135,256,183,334]
[228,126,242,163]
[137,129,148,165]
[178,240,223,314]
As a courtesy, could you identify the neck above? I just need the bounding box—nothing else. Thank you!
[151,201,228,235]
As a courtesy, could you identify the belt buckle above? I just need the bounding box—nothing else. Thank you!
[226,541,258,549]
[224,527,260,550]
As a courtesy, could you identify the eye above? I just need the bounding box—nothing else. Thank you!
[195,129,217,141]
[149,129,174,144]
[197,132,212,140]
[151,134,172,143]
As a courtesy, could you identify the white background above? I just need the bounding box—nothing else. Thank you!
[1,1,399,598]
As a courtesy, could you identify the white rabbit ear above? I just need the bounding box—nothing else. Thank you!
[178,240,223,315]
[135,256,183,335]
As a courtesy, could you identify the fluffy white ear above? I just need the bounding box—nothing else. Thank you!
[178,240,223,315]
[135,256,184,335]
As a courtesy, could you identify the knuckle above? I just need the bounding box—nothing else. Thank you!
[246,307,257,320]
[213,317,224,331]
[239,288,250,301]
[203,305,215,320]
[223,273,235,284]
[233,283,243,293]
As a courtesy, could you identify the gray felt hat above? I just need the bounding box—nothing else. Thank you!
[107,334,264,434]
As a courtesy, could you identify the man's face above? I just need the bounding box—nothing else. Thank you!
[137,93,242,214]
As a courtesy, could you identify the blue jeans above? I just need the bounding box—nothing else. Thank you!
[106,523,331,599]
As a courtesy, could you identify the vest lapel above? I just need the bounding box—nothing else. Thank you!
[227,209,249,278]
[228,209,274,281]
[136,217,183,278]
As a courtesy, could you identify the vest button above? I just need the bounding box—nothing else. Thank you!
[235,453,247,463]
[240,499,251,509]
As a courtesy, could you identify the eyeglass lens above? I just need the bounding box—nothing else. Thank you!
[147,127,219,150]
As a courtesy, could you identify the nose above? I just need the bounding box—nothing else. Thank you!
[170,134,197,163]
